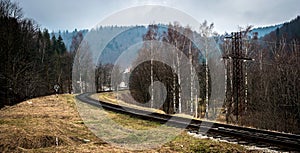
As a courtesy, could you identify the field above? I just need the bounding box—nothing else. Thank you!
[0,94,250,152]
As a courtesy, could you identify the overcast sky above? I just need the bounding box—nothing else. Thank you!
[13,0,300,33]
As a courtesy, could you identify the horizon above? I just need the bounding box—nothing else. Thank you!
[50,21,287,34]
[12,0,300,34]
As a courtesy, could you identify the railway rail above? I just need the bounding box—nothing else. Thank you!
[76,92,300,152]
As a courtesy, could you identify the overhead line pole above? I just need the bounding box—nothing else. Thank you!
[223,32,253,123]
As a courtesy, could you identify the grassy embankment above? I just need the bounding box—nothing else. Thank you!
[0,94,249,152]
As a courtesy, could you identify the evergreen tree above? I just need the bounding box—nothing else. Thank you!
[0,0,73,107]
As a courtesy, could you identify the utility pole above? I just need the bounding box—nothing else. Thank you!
[223,32,253,123]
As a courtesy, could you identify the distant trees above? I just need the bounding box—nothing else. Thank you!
[102,21,300,134]
[72,39,95,93]
[95,63,113,92]
[125,23,209,115]
[244,39,300,133]
[0,0,73,107]
[237,20,300,133]
[264,16,300,43]
[129,60,177,114]
[90,19,299,133]
[92,23,218,116]
[128,24,177,113]
[221,21,300,133]
[164,23,202,115]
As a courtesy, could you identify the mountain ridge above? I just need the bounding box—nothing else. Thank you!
[53,23,287,52]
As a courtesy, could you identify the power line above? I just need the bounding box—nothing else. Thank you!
[223,32,254,124]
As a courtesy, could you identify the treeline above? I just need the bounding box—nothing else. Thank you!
[129,24,206,115]
[264,16,300,43]
[243,18,300,133]
[95,21,300,134]
[244,40,300,133]
[221,18,300,133]
[96,23,218,117]
[0,0,81,107]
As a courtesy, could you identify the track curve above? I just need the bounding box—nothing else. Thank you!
[76,92,300,152]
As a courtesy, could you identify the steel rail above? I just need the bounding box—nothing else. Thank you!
[76,92,300,152]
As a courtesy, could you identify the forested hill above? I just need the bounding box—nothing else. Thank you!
[0,0,73,107]
[56,23,284,54]
[53,25,169,64]
[52,29,88,51]
[250,24,282,38]
[263,16,300,42]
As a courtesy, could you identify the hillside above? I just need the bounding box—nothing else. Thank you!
[250,24,282,38]
[54,23,284,53]
[0,95,109,152]
[52,29,88,51]
[0,94,248,152]
[263,16,300,42]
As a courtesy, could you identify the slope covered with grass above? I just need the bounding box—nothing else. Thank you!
[0,94,249,152]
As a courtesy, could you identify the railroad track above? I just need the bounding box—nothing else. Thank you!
[76,92,300,152]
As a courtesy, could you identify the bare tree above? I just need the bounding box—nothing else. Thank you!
[0,0,23,20]
[199,20,215,119]
[73,41,94,93]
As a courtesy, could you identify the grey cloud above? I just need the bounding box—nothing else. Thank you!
[13,0,300,33]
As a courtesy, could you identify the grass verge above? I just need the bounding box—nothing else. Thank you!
[0,94,250,152]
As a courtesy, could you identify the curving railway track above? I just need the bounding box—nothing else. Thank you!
[76,92,300,152]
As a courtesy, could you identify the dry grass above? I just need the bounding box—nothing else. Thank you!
[92,91,165,114]
[0,94,118,152]
[92,92,229,124]
[0,94,249,152]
